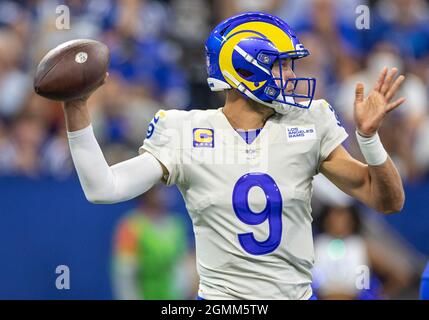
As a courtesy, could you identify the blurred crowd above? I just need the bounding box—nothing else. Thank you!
[1,0,429,181]
[0,0,428,299]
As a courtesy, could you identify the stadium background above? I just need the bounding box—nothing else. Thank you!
[0,0,428,299]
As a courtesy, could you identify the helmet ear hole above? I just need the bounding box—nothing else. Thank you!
[236,68,254,79]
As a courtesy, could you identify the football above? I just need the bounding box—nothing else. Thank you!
[34,39,110,101]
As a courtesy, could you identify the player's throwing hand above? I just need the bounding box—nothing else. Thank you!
[354,67,406,137]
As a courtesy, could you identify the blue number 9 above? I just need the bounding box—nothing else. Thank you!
[232,173,283,255]
[146,123,155,139]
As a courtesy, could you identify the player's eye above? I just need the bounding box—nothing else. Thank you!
[272,58,291,70]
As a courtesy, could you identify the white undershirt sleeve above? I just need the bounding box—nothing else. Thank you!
[67,124,163,204]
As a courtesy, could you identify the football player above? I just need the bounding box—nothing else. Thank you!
[63,13,405,299]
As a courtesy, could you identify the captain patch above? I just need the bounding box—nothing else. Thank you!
[193,128,214,148]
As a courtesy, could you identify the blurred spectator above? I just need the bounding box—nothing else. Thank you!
[108,37,189,109]
[0,113,47,177]
[106,0,190,109]
[24,93,64,134]
[89,73,162,150]
[275,0,368,32]
[170,0,211,45]
[31,0,115,59]
[313,205,411,299]
[218,0,282,20]
[40,126,74,179]
[114,0,170,40]
[0,117,6,146]
[0,1,32,43]
[414,117,429,178]
[291,32,335,101]
[168,0,223,109]
[0,1,26,28]
[0,29,32,119]
[111,186,197,300]
[277,0,367,81]
[374,0,429,64]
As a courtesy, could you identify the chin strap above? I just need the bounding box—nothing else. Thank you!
[222,70,292,115]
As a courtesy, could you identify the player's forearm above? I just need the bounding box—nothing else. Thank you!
[66,125,163,204]
[62,101,117,202]
[367,157,405,214]
[356,131,405,213]
[67,124,119,203]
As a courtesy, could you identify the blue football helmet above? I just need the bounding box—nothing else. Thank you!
[205,12,316,113]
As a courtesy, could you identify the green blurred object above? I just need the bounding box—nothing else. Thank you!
[113,210,187,300]
[327,239,346,261]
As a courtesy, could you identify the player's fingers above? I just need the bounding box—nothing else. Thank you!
[355,82,365,104]
[386,97,406,113]
[380,68,398,95]
[385,75,405,102]
[374,67,388,92]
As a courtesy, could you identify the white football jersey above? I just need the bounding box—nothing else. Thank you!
[139,99,348,299]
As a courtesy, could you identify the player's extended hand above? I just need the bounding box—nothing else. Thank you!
[354,67,406,137]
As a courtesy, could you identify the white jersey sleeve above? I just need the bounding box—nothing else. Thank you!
[317,100,349,165]
[67,125,163,204]
[139,109,185,186]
